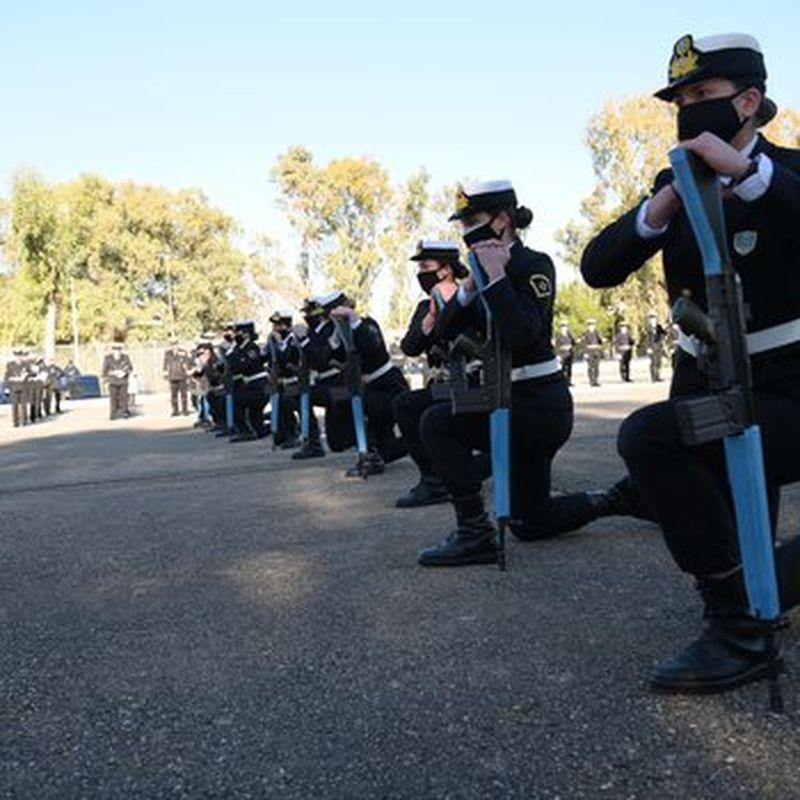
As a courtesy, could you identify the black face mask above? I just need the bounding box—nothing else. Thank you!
[677,93,747,142]
[223,333,233,343]
[417,270,443,296]
[463,215,502,248]
[234,333,244,345]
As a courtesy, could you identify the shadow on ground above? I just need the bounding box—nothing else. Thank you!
[1,394,799,799]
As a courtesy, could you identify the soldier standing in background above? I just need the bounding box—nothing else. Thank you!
[582,319,604,387]
[4,348,31,427]
[644,311,667,382]
[48,362,65,413]
[102,343,134,420]
[28,357,44,422]
[163,340,190,416]
[554,321,576,386]
[614,322,635,382]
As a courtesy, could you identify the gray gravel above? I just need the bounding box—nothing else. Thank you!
[1,387,799,799]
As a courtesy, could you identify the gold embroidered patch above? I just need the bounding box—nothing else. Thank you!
[530,274,552,299]
[455,186,470,213]
[669,35,699,81]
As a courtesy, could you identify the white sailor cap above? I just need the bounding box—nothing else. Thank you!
[449,180,517,221]
[656,33,773,121]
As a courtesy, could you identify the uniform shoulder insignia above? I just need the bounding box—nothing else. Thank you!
[529,273,552,299]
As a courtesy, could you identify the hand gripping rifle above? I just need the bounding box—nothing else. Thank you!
[669,147,785,712]
[445,252,512,570]
[329,316,370,478]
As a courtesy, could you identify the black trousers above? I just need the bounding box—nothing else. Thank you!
[393,386,441,478]
[619,351,632,382]
[560,355,573,384]
[420,376,573,523]
[363,368,409,463]
[618,355,800,576]
[234,384,267,434]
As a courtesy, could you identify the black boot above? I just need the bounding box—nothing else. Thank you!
[345,451,385,478]
[650,570,778,694]
[292,440,325,460]
[776,535,800,612]
[418,494,498,567]
[395,476,450,508]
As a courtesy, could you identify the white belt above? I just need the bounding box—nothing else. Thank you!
[465,359,482,374]
[363,360,395,385]
[511,357,561,383]
[242,371,269,384]
[315,368,342,381]
[679,318,800,357]
[280,376,299,386]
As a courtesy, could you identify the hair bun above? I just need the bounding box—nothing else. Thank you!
[515,206,533,229]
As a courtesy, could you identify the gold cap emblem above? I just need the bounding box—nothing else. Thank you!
[455,186,470,213]
[669,34,699,81]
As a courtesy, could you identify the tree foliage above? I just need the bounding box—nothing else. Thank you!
[0,172,267,346]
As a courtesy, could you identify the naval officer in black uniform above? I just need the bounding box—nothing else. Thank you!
[393,240,468,508]
[417,181,574,566]
[581,33,800,693]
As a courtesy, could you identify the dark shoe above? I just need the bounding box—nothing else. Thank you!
[650,623,776,694]
[345,451,385,478]
[418,494,498,567]
[279,436,300,450]
[229,431,258,443]
[651,571,779,694]
[396,476,450,508]
[292,441,325,460]
[171,411,180,417]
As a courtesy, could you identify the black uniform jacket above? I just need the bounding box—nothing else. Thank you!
[581,134,800,387]
[434,241,560,386]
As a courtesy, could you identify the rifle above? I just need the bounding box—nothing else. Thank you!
[669,147,784,712]
[329,316,370,478]
[282,337,312,445]
[445,252,512,570]
[224,353,234,433]
[267,337,283,449]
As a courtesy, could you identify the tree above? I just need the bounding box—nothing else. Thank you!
[273,147,399,311]
[0,174,264,346]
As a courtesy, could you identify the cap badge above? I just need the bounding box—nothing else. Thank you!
[455,187,470,213]
[669,35,699,81]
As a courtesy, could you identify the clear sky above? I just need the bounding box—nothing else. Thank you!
[2,0,799,282]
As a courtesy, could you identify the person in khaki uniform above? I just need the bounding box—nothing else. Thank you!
[162,340,190,416]
[102,344,134,420]
[4,348,31,427]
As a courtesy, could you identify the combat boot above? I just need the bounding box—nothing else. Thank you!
[650,570,778,694]
[418,493,498,567]
[345,451,385,478]
[395,476,450,508]
[292,440,325,460]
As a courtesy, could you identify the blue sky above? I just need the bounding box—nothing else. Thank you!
[2,0,799,281]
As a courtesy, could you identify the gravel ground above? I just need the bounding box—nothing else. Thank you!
[1,379,799,799]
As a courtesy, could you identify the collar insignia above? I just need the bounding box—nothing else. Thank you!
[669,35,699,81]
